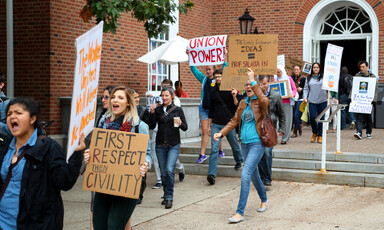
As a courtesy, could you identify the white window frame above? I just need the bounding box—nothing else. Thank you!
[147,2,179,96]
[303,0,378,74]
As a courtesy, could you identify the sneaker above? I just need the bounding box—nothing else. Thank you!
[152,183,162,189]
[350,121,356,129]
[263,180,272,186]
[196,154,207,163]
[366,134,372,139]
[218,150,225,158]
[354,132,362,140]
[234,162,242,170]
[207,174,215,185]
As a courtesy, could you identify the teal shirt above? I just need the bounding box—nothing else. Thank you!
[240,95,261,144]
[190,62,228,106]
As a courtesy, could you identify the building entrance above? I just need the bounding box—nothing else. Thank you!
[320,39,366,75]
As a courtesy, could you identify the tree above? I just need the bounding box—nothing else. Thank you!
[80,0,194,38]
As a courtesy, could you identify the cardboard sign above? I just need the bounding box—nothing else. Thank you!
[188,35,227,66]
[322,43,344,92]
[227,34,278,75]
[83,128,149,199]
[269,80,291,99]
[219,67,249,91]
[67,22,104,160]
[285,56,308,76]
[349,77,377,114]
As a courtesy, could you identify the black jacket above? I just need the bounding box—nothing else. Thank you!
[148,103,188,146]
[291,74,306,99]
[0,136,82,230]
[208,86,238,125]
[267,90,286,134]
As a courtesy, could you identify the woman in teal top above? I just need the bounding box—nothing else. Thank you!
[214,69,269,223]
[188,48,228,163]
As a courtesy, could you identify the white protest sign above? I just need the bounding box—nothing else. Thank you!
[322,43,343,92]
[188,35,227,66]
[349,77,377,114]
[67,22,103,160]
[277,55,285,68]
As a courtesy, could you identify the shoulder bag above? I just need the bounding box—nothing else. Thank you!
[260,105,277,147]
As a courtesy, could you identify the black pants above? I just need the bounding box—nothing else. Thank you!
[356,113,373,134]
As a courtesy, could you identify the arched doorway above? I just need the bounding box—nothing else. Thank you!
[303,0,379,75]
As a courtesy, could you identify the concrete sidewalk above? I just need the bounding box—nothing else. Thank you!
[63,172,384,229]
[62,126,384,229]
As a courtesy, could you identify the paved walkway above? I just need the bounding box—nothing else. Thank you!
[63,173,384,229]
[62,126,384,229]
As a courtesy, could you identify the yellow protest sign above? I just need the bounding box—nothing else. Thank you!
[227,34,278,75]
[83,128,149,199]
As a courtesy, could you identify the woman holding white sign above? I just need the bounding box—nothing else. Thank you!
[83,86,151,230]
[303,62,328,143]
[148,86,188,209]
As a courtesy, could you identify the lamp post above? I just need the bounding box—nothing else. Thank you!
[238,8,262,34]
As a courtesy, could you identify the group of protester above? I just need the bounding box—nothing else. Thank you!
[0,54,379,228]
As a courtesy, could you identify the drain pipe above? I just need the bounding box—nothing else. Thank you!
[6,0,14,98]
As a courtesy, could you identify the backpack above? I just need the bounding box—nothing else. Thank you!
[344,74,353,94]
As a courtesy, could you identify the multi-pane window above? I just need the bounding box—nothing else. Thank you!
[320,6,372,35]
[148,31,169,92]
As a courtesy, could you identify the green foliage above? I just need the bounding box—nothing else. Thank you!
[83,0,194,38]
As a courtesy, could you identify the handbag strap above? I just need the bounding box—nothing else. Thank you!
[161,105,177,119]
[261,104,272,129]
[0,135,46,201]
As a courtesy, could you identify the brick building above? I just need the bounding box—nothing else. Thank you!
[0,0,383,137]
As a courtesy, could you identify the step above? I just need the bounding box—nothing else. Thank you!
[180,146,384,164]
[182,163,384,188]
[272,168,384,188]
[179,154,384,175]
[272,158,384,174]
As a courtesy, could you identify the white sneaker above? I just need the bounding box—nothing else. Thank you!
[367,134,372,139]
[354,132,362,140]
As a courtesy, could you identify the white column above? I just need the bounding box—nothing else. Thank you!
[6,0,14,98]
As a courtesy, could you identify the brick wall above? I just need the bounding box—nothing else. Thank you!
[1,0,384,135]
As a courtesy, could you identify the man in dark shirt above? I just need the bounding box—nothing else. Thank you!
[258,75,286,186]
[207,69,244,185]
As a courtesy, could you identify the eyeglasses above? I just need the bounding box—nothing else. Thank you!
[100,95,110,100]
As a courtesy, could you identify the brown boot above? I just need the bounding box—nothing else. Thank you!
[318,136,322,143]
[299,124,303,136]
[310,133,317,142]
[291,128,298,138]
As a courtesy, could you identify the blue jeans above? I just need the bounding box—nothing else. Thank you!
[208,123,243,178]
[258,147,273,183]
[309,102,327,137]
[293,101,303,129]
[155,143,181,200]
[236,142,267,216]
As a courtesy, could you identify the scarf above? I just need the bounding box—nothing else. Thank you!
[105,115,133,132]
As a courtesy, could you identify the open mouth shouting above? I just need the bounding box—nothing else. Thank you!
[10,120,19,133]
